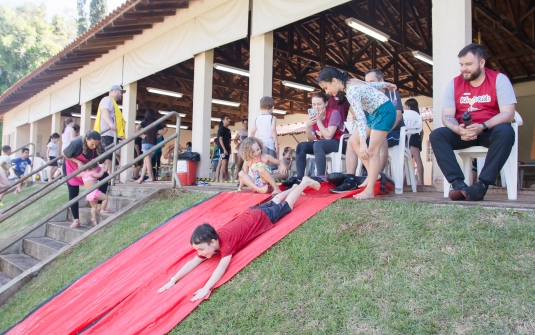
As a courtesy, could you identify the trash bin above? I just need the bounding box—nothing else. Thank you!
[176,152,200,186]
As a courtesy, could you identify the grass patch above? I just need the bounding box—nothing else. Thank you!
[0,184,68,243]
[173,201,535,335]
[0,189,211,332]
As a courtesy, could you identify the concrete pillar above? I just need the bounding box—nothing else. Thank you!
[248,31,274,130]
[51,112,62,135]
[120,82,137,182]
[432,0,471,183]
[80,101,92,134]
[29,122,38,156]
[192,50,214,178]
[14,124,30,154]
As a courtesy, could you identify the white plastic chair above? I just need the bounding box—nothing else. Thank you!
[305,134,347,175]
[443,111,522,200]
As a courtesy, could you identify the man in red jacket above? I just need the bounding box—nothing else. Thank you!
[430,43,517,201]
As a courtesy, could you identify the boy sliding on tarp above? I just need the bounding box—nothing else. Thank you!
[157,176,321,301]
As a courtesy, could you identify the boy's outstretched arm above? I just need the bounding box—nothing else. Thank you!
[157,256,205,293]
[191,255,232,301]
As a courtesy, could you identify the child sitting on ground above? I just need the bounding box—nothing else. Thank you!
[157,176,321,301]
[272,146,294,180]
[80,163,109,226]
[11,148,32,195]
[237,137,287,194]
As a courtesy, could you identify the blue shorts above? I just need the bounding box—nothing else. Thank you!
[49,156,58,167]
[253,201,291,224]
[366,101,397,132]
[142,143,154,152]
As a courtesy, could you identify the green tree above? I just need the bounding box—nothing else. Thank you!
[77,0,88,35]
[89,0,107,27]
[0,4,71,94]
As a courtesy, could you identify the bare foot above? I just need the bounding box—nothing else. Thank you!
[301,176,321,190]
[135,179,143,184]
[271,188,281,195]
[353,190,374,200]
[357,174,381,188]
[256,184,269,193]
[70,220,81,228]
[90,218,97,227]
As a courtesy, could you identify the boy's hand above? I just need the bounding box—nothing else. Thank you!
[157,280,175,294]
[191,287,210,301]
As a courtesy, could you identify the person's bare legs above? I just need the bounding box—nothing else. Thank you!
[378,140,389,172]
[0,173,10,202]
[89,201,98,226]
[348,129,380,188]
[234,157,244,180]
[220,160,229,181]
[258,167,280,194]
[272,176,320,209]
[238,170,268,193]
[410,146,424,185]
[345,145,358,175]
[355,129,389,200]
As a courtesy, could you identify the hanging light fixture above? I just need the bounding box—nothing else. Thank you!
[345,18,390,43]
[211,99,240,107]
[214,63,250,77]
[273,109,287,115]
[281,81,315,92]
[159,110,186,117]
[147,87,183,98]
[211,117,222,122]
[412,51,434,65]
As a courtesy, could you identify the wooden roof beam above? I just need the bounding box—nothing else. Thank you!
[134,2,188,11]
[94,30,142,39]
[112,17,165,26]
[101,24,153,33]
[123,11,175,19]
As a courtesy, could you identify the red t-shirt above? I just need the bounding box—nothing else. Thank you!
[453,67,500,124]
[215,208,274,258]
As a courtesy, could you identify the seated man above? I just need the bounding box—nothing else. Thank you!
[157,176,321,301]
[331,69,403,193]
[430,43,516,201]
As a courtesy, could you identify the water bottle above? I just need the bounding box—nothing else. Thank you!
[462,111,473,126]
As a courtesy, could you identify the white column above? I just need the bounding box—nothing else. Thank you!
[51,112,62,135]
[432,0,471,183]
[120,82,137,182]
[192,50,214,179]
[248,31,274,129]
[29,122,38,156]
[14,126,29,152]
[80,100,92,134]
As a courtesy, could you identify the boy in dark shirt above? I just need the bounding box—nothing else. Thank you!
[12,148,32,194]
[157,176,321,301]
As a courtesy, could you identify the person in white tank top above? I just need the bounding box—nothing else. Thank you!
[250,96,279,169]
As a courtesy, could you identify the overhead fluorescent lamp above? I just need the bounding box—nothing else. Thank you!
[147,87,183,98]
[71,113,81,117]
[158,110,186,117]
[213,63,250,77]
[90,115,96,119]
[212,99,240,107]
[180,125,188,129]
[117,105,123,109]
[135,120,141,124]
[345,18,390,43]
[273,109,287,115]
[211,117,222,122]
[281,81,315,92]
[412,51,433,65]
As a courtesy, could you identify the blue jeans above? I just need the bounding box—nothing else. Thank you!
[296,140,347,178]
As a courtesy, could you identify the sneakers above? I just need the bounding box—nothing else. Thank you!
[327,173,346,186]
[461,181,488,201]
[331,176,359,193]
[449,179,468,201]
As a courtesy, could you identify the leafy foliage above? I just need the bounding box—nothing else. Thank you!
[76,0,89,35]
[0,4,72,94]
[89,0,107,27]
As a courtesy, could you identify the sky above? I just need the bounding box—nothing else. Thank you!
[0,0,127,21]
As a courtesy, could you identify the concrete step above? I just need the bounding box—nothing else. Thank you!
[46,222,91,244]
[0,272,11,286]
[78,208,113,226]
[0,254,40,278]
[23,237,67,261]
[107,196,137,211]
[108,186,158,198]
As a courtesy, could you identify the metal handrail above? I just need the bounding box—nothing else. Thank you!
[0,128,112,215]
[0,113,181,226]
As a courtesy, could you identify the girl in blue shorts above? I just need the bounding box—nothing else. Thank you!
[318,67,397,200]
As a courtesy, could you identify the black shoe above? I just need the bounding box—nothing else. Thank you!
[449,179,468,201]
[331,177,358,193]
[327,173,346,186]
[310,176,325,184]
[379,172,395,193]
[282,176,301,189]
[461,181,488,201]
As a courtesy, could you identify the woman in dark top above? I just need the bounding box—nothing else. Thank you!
[62,130,109,228]
[136,109,165,183]
[215,114,231,182]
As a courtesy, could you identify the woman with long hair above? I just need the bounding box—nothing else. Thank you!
[62,117,77,150]
[136,109,165,183]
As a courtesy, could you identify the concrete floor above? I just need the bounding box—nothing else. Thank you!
[117,181,535,211]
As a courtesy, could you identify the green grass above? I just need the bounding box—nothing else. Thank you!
[0,184,69,243]
[0,189,211,332]
[1,196,535,334]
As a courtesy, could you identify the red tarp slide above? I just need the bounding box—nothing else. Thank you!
[7,184,345,335]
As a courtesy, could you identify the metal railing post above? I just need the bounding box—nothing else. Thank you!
[171,114,182,188]
[110,131,118,186]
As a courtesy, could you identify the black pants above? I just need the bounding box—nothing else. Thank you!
[296,139,346,179]
[152,152,162,180]
[429,124,514,185]
[67,172,109,219]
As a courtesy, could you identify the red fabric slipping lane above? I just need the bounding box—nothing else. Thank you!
[79,184,343,335]
[7,192,271,335]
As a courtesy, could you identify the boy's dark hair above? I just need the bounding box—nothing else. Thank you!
[2,145,11,153]
[364,69,384,80]
[259,96,274,110]
[73,124,80,132]
[404,98,419,112]
[21,148,29,154]
[186,142,192,147]
[458,43,487,61]
[218,114,230,129]
[190,223,218,245]
[317,67,349,104]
